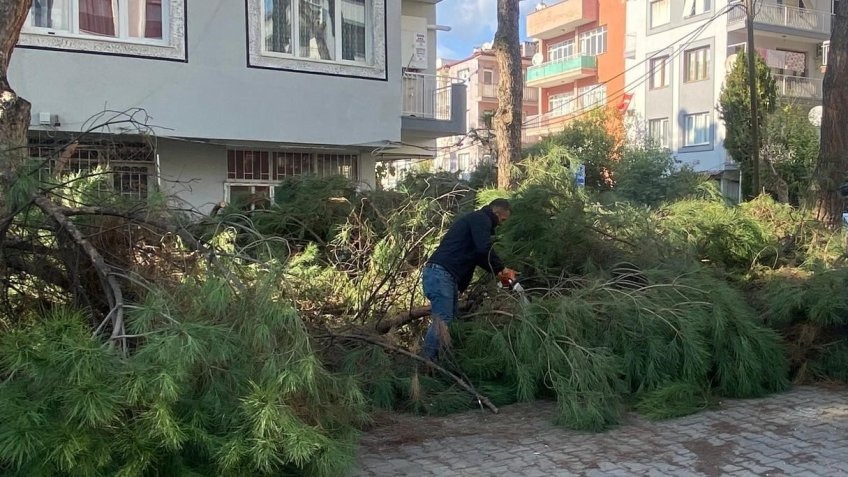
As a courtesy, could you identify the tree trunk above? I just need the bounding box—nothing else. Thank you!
[493,0,521,190]
[0,0,33,188]
[813,0,848,228]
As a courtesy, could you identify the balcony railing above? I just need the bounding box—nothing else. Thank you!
[479,84,539,102]
[727,2,832,36]
[402,72,461,120]
[773,74,823,99]
[526,55,597,84]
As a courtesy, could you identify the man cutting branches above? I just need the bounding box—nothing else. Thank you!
[421,198,517,361]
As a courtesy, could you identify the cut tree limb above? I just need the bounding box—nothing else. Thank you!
[32,195,126,345]
[324,331,499,414]
[375,300,471,334]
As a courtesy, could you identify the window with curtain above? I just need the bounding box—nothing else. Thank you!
[549,92,575,117]
[578,27,607,57]
[547,39,575,62]
[684,112,711,146]
[264,0,371,64]
[28,0,166,41]
[684,46,710,82]
[648,118,670,148]
[650,0,670,28]
[649,55,671,89]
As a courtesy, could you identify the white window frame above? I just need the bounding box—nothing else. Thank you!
[578,84,607,110]
[549,92,576,117]
[259,0,372,66]
[548,39,575,62]
[648,118,670,149]
[247,0,387,80]
[482,69,494,84]
[684,46,710,82]
[649,55,671,89]
[683,0,711,18]
[19,0,185,61]
[650,0,670,28]
[684,112,711,146]
[578,27,607,57]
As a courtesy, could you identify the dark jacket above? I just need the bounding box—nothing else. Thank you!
[427,206,505,292]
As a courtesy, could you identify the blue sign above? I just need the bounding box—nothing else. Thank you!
[575,164,586,187]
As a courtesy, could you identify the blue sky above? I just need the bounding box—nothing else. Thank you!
[435,0,537,61]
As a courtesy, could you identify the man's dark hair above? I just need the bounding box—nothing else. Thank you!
[488,198,511,212]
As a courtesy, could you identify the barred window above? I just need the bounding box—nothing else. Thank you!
[29,138,154,199]
[226,149,359,207]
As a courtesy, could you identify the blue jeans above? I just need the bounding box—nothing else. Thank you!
[422,263,458,360]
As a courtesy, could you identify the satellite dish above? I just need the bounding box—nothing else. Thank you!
[532,52,543,66]
[482,41,493,51]
[535,2,548,11]
[809,105,823,127]
[725,53,738,70]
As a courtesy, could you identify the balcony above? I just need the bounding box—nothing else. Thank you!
[522,112,573,144]
[727,3,832,40]
[526,55,597,88]
[402,72,467,138]
[478,84,539,103]
[774,74,823,100]
[526,0,598,40]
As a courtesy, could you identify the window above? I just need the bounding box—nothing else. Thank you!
[226,150,357,207]
[650,0,670,27]
[579,27,607,57]
[548,39,575,62]
[21,0,184,60]
[649,55,671,89]
[28,0,166,41]
[30,137,154,199]
[578,84,607,110]
[249,0,385,79]
[482,69,494,84]
[684,46,710,82]
[549,92,576,117]
[458,153,471,172]
[263,0,370,63]
[457,68,471,81]
[684,112,711,146]
[648,118,670,148]
[683,0,711,18]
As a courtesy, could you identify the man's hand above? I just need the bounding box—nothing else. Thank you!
[498,268,517,282]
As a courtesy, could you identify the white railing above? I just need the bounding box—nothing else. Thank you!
[479,84,539,102]
[773,74,823,99]
[402,72,460,120]
[728,2,832,35]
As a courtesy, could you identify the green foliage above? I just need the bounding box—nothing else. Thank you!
[760,104,819,205]
[524,109,621,191]
[718,52,778,198]
[635,382,714,420]
[0,281,365,477]
[450,269,788,431]
[609,144,704,207]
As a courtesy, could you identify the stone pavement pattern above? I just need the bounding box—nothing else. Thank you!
[352,385,848,476]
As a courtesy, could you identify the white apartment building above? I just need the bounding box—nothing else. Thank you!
[626,0,833,201]
[12,0,465,213]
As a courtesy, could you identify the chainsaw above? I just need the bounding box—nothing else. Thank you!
[499,276,530,305]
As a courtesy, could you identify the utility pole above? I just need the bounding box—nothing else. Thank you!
[745,0,761,198]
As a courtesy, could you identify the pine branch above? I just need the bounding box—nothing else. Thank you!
[32,195,126,347]
[319,331,499,414]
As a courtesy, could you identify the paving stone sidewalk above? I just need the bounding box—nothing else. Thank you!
[352,385,848,476]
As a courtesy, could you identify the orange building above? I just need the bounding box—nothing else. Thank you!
[523,0,627,143]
